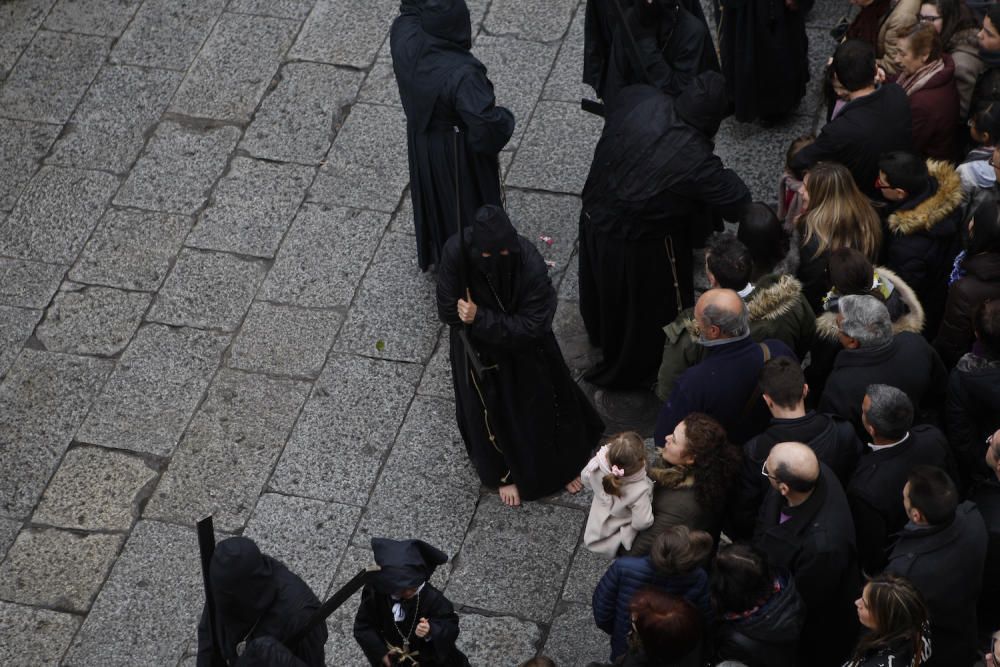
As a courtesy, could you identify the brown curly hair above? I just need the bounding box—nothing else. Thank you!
[680,413,741,510]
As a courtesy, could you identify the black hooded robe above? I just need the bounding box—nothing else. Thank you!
[579,82,750,389]
[391,0,515,271]
[719,0,813,122]
[435,231,605,500]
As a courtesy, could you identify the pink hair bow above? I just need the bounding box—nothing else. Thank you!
[610,465,625,477]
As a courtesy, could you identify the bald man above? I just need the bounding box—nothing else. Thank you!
[754,442,860,667]
[653,288,794,445]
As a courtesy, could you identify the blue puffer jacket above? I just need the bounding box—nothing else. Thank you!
[592,556,713,660]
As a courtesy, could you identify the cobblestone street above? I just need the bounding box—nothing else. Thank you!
[0,1,839,664]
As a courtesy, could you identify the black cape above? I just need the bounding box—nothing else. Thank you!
[391,0,515,270]
[578,84,749,388]
[436,231,604,499]
[719,0,813,121]
[353,583,469,667]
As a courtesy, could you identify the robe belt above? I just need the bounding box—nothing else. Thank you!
[385,640,421,665]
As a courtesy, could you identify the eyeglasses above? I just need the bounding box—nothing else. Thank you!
[917,13,942,22]
[761,460,779,481]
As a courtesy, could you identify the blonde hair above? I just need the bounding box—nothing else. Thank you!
[801,162,882,260]
[602,432,646,497]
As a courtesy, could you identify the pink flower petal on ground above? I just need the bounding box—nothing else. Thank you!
[539,235,554,246]
[545,260,557,268]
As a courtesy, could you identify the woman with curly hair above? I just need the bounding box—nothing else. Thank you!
[627,413,740,556]
[846,574,932,667]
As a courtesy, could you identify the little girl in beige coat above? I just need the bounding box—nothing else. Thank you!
[581,432,654,557]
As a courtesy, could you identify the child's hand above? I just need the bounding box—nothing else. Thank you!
[415,617,431,638]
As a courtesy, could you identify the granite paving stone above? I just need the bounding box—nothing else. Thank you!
[228,0,317,20]
[335,232,441,363]
[43,0,142,37]
[0,166,119,264]
[0,306,43,380]
[259,204,386,308]
[76,324,230,456]
[144,370,310,532]
[0,519,20,562]
[269,354,422,504]
[0,0,57,79]
[542,3,590,102]
[32,446,158,531]
[416,334,453,399]
[0,118,60,211]
[168,13,299,122]
[241,62,364,164]
[354,396,479,556]
[0,259,65,310]
[46,65,184,173]
[0,350,114,519]
[0,30,110,124]
[473,36,558,148]
[446,495,584,621]
[542,601,611,666]
[243,493,362,595]
[146,248,267,331]
[558,245,580,301]
[288,0,397,68]
[0,601,81,667]
[187,158,314,258]
[63,521,204,667]
[36,283,151,356]
[505,188,582,283]
[387,190,414,235]
[308,103,409,213]
[228,302,342,378]
[321,545,382,667]
[506,101,604,195]
[111,0,227,70]
[114,121,241,215]
[456,614,542,667]
[562,542,611,604]
[0,527,124,613]
[484,0,578,42]
[357,59,400,107]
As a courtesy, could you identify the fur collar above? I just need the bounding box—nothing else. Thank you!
[949,26,983,54]
[887,161,965,235]
[683,275,805,338]
[648,458,694,488]
[815,266,925,341]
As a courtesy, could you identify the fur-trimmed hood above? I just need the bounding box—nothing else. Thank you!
[815,266,925,341]
[682,274,806,338]
[886,160,966,236]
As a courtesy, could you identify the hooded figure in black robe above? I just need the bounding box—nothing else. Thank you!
[197,537,327,667]
[579,72,751,389]
[391,0,515,271]
[436,205,605,505]
[354,538,469,667]
[719,0,813,122]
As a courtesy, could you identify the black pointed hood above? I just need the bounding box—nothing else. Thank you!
[370,538,449,594]
[420,0,472,49]
[210,537,278,628]
[675,71,728,138]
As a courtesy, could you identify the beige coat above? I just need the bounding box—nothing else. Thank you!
[877,0,920,76]
[582,464,654,558]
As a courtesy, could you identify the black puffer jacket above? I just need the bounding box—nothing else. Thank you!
[934,251,1000,367]
[946,351,1000,481]
[711,571,806,667]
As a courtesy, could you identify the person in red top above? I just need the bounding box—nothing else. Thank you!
[895,22,961,160]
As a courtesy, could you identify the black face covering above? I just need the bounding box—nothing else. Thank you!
[675,70,728,138]
[471,205,519,307]
[210,537,278,632]
[420,0,472,49]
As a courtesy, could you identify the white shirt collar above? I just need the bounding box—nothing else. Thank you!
[868,431,910,452]
[738,282,755,299]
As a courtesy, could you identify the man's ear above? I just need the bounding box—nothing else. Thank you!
[802,383,810,401]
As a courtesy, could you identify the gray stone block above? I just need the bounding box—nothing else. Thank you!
[0,519,20,562]
[187,158,314,258]
[0,601,81,667]
[558,245,580,301]
[241,62,363,165]
[416,335,453,399]
[446,495,584,621]
[144,370,310,532]
[36,283,151,356]
[47,65,183,173]
[0,166,118,264]
[562,542,611,604]
[308,103,409,213]
[168,13,299,122]
[63,520,204,667]
[321,545,380,667]
[0,306,42,380]
[0,30,110,124]
[0,118,60,211]
[505,188,581,285]
[259,204,386,308]
[484,0,578,42]
[0,350,113,519]
[0,259,65,310]
[146,248,267,331]
[543,3,591,103]
[354,396,479,556]
[76,324,230,456]
[473,36,558,148]
[456,614,542,667]
[111,0,227,70]
[542,601,610,666]
[114,121,241,215]
[335,233,441,363]
[228,302,342,378]
[506,101,603,195]
[243,493,363,595]
[44,0,142,37]
[269,354,422,504]
[32,446,158,531]
[0,0,56,80]
[806,0,847,30]
[388,191,414,235]
[70,209,193,291]
[0,527,124,613]
[228,0,316,20]
[288,0,397,68]
[539,480,594,512]
[358,59,401,107]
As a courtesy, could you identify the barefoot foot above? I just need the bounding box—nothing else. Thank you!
[499,484,521,507]
[564,477,583,494]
